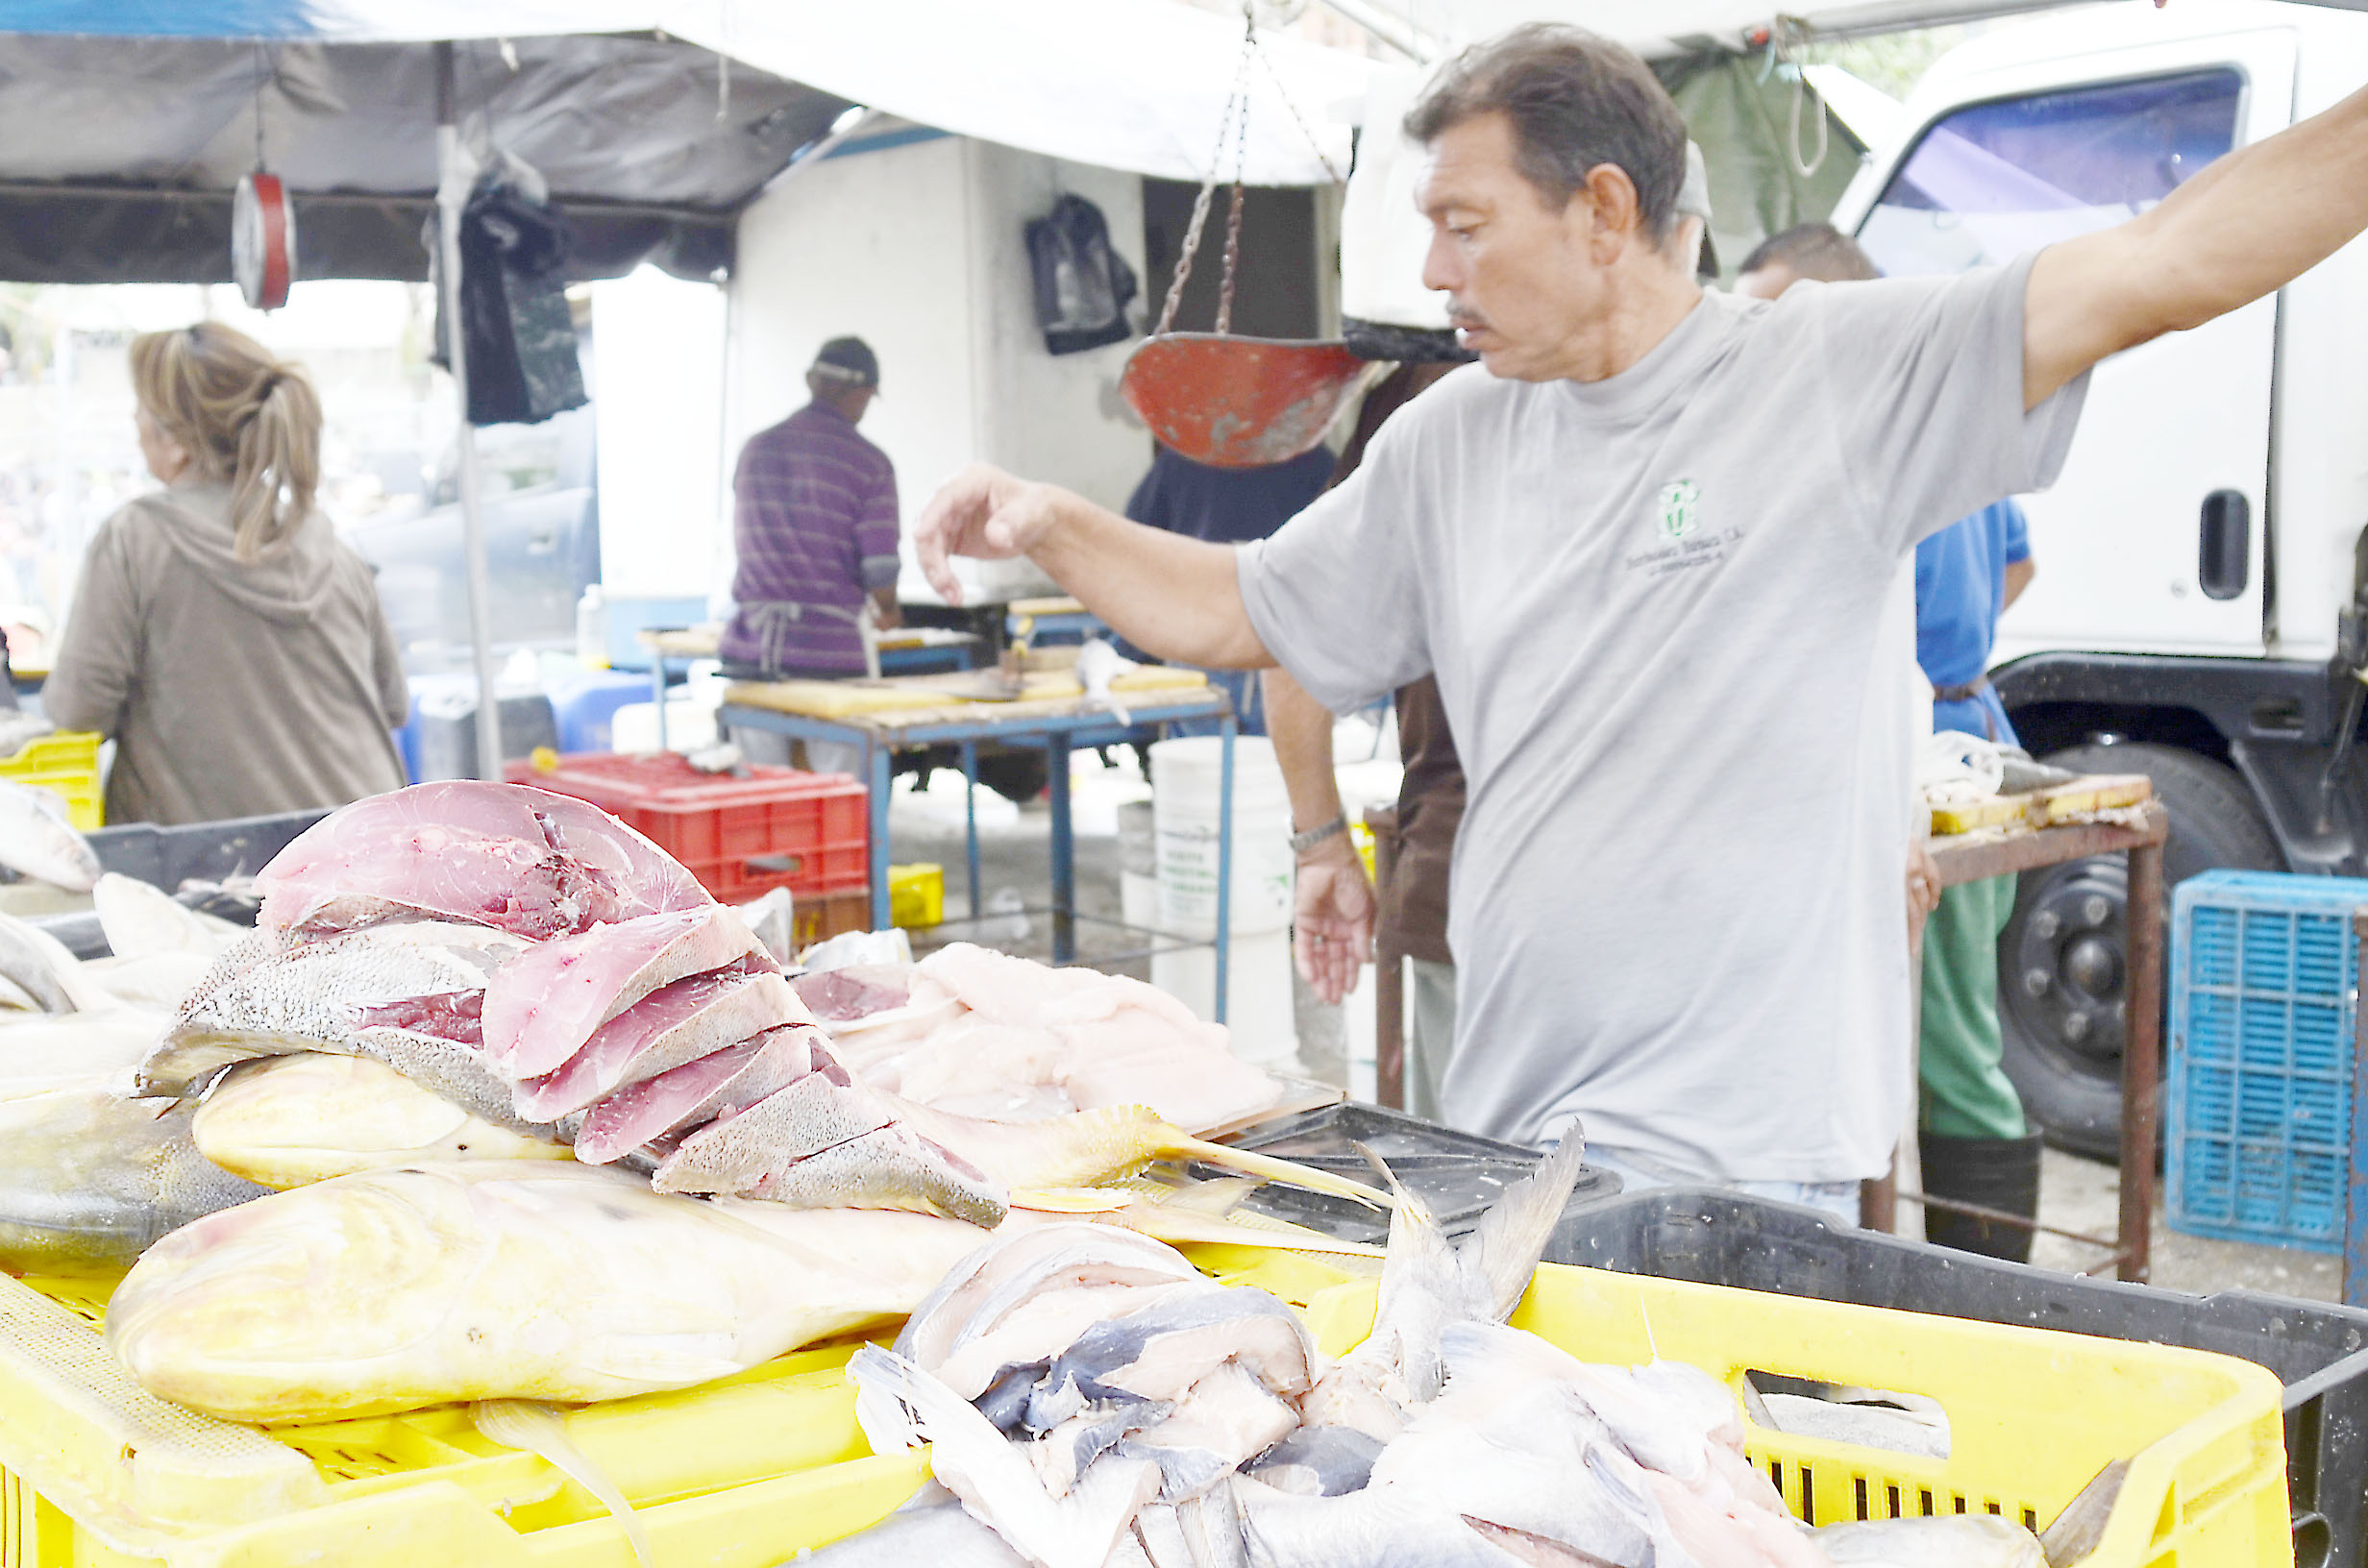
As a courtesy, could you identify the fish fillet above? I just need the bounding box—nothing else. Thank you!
[108,1160,990,1421]
[192,1054,572,1188]
[255,781,711,941]
[571,1023,818,1165]
[511,966,806,1121]
[482,905,771,1078]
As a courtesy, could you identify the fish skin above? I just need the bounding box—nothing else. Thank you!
[482,905,772,1079]
[192,1054,572,1188]
[0,1080,271,1270]
[1029,1285,1316,1417]
[850,1344,1164,1568]
[108,1161,989,1421]
[0,778,101,893]
[255,780,712,941]
[743,1126,1009,1228]
[896,1223,1203,1376]
[572,1023,818,1165]
[511,966,806,1121]
[1243,1428,1385,1499]
[0,1010,169,1096]
[139,920,528,1096]
[789,1497,1033,1568]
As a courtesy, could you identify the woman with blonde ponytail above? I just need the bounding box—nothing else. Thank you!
[45,322,408,825]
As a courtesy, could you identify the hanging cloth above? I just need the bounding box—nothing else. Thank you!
[435,176,588,427]
[1026,192,1141,356]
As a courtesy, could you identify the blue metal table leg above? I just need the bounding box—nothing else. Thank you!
[868,736,894,931]
[1214,715,1234,1025]
[961,740,982,919]
[1048,735,1074,964]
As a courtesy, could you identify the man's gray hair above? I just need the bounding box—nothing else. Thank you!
[1405,23,1690,243]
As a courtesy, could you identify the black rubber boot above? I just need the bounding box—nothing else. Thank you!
[1919,1132,2043,1262]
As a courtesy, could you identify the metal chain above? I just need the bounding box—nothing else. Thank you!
[1152,9,1258,338]
[1215,108,1250,333]
[1250,36,1345,186]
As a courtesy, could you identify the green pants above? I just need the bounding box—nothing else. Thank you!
[1919,874,2027,1140]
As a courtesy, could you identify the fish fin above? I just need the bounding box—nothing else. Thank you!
[1014,1187,1138,1213]
[471,1399,654,1568]
[1465,1134,1592,1323]
[1102,1204,1386,1259]
[848,1345,1157,1568]
[1155,1129,1389,1210]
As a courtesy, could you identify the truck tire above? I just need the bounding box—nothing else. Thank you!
[1996,742,2281,1161]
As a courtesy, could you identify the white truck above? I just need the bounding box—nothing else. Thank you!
[1827,0,2368,1155]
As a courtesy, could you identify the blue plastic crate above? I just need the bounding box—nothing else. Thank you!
[2167,870,2368,1253]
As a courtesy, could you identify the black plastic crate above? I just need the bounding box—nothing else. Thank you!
[1218,1102,1616,1244]
[30,808,325,958]
[1552,1188,2368,1568]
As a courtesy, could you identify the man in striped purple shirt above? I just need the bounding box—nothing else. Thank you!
[720,337,901,679]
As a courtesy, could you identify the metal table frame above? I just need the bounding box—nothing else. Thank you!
[718,692,1241,1018]
[1908,800,2169,1282]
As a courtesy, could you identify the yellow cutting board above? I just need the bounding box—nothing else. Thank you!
[1929,773,2154,835]
[726,665,1209,719]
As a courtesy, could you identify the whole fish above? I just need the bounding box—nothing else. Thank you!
[0,907,120,1015]
[255,781,711,941]
[0,1010,173,1097]
[93,872,234,960]
[0,777,101,893]
[108,1160,992,1422]
[0,1080,270,1270]
[191,1054,573,1189]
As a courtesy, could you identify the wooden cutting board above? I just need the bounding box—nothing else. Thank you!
[1930,773,2153,835]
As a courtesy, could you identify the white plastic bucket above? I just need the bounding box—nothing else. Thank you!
[1152,928,1298,1069]
[1117,800,1160,931]
[1150,736,1293,938]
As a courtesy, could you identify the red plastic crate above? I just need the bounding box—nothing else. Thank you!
[506,752,869,903]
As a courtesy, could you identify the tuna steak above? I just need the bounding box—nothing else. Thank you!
[511,965,808,1121]
[256,781,711,941]
[572,1024,819,1165]
[482,905,772,1078]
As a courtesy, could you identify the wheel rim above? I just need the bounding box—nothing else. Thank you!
[2000,857,2130,1079]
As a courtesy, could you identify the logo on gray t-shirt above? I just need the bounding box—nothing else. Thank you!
[1654,478,1701,541]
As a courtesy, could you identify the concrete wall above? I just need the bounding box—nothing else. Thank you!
[727,130,1151,606]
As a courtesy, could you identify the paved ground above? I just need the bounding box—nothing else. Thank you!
[883,753,2344,1305]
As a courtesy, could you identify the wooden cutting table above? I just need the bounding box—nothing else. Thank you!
[637,624,985,748]
[720,671,1244,1015]
[1912,799,2170,1282]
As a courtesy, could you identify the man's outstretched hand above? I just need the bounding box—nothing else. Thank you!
[1294,839,1376,1006]
[914,463,1055,605]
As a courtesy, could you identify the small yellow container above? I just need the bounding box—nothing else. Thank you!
[0,730,102,830]
[888,863,944,928]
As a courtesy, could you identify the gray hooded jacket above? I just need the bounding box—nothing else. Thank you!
[45,479,408,826]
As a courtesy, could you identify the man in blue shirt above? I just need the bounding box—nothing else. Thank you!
[1122,442,1335,735]
[1739,225,2039,1257]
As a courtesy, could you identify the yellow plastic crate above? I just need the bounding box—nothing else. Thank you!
[0,1246,2284,1568]
[888,863,943,929]
[0,732,100,831]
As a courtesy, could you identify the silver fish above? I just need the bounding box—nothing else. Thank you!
[0,1080,270,1269]
[0,777,100,893]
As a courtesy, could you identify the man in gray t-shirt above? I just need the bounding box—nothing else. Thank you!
[913,23,2368,1190]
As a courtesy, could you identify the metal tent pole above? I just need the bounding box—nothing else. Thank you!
[434,40,505,783]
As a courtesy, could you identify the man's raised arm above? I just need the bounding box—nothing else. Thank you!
[913,464,1273,670]
[2025,82,2368,409]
